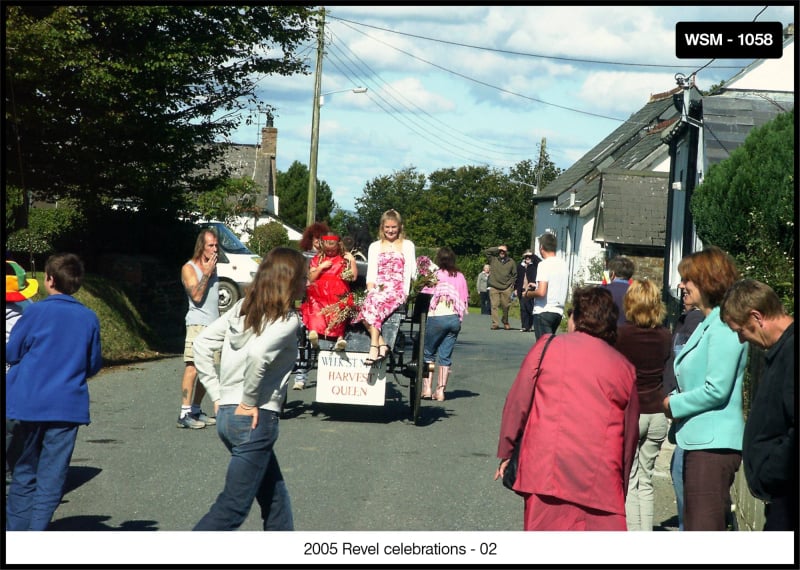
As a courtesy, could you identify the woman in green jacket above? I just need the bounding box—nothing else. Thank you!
[664,246,747,531]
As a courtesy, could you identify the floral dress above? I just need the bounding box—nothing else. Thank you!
[354,251,407,330]
[301,253,351,338]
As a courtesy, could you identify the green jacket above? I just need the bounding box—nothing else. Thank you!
[483,247,517,290]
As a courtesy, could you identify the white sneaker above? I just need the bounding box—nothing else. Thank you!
[292,380,305,390]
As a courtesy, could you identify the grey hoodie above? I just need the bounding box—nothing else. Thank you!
[194,299,301,413]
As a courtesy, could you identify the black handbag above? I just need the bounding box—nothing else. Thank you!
[502,333,556,493]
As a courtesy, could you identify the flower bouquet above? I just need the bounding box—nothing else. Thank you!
[340,258,355,282]
[409,255,438,301]
[320,289,366,336]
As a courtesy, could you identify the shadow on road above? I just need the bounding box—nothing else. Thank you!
[654,515,679,531]
[62,465,102,495]
[48,515,159,531]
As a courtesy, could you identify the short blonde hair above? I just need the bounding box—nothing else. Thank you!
[623,278,666,328]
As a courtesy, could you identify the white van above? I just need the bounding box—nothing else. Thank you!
[199,221,261,312]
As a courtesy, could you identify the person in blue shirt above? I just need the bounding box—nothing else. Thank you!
[6,253,102,531]
[603,255,635,326]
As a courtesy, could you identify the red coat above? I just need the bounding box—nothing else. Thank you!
[498,332,639,515]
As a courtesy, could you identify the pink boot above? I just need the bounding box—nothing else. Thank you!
[434,365,450,401]
[421,366,433,399]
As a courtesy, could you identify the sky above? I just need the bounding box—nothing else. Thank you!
[223,3,797,213]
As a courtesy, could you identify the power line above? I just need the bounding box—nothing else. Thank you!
[324,42,513,167]
[326,29,535,160]
[327,13,747,69]
[333,18,629,123]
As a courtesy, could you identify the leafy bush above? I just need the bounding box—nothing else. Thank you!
[6,228,52,258]
[5,185,25,233]
[248,221,289,256]
[692,109,794,314]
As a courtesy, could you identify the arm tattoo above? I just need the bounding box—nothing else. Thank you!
[192,273,209,297]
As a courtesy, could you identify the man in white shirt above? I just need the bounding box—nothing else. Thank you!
[530,233,569,338]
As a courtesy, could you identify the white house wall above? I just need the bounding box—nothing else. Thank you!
[724,38,794,92]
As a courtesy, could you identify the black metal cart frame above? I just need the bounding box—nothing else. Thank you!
[293,293,432,425]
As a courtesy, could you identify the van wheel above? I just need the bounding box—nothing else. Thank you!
[218,280,240,313]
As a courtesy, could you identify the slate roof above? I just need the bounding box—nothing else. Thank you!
[538,87,680,202]
[551,115,675,212]
[592,170,669,247]
[702,94,795,167]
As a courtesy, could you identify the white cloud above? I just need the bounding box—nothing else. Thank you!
[229,4,797,211]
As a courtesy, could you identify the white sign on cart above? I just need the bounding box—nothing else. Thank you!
[315,350,387,405]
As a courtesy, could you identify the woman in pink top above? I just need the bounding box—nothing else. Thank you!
[421,247,468,401]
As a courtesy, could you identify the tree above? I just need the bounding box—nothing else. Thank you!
[353,157,561,257]
[194,177,260,227]
[691,109,794,312]
[354,167,427,239]
[276,160,336,228]
[5,5,316,222]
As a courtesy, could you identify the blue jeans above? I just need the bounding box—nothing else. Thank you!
[194,406,293,531]
[670,445,685,530]
[532,311,562,338]
[6,421,79,531]
[423,314,461,366]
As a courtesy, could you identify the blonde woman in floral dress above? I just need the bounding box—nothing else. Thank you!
[353,209,416,365]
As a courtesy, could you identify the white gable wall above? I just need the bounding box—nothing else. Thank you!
[724,38,794,92]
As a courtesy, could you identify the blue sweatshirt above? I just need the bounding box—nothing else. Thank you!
[6,294,102,424]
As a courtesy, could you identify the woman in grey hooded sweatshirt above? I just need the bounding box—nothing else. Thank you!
[193,247,307,531]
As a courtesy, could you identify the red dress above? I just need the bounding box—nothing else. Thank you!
[301,253,351,338]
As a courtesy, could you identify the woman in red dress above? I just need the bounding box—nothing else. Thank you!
[301,234,357,351]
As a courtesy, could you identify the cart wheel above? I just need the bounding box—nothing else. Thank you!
[411,312,427,424]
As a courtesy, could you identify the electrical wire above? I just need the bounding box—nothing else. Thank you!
[327,13,747,69]
[326,29,535,159]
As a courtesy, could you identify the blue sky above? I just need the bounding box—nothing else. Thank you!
[223,4,796,213]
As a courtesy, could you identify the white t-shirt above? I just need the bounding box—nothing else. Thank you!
[533,256,568,315]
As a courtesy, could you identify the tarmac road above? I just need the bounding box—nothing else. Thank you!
[28,313,678,532]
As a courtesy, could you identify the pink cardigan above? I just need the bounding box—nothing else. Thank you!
[427,269,469,321]
[498,332,639,515]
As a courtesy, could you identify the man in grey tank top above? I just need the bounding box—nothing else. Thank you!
[177,228,220,429]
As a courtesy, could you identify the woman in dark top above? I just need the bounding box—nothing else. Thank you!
[614,278,671,531]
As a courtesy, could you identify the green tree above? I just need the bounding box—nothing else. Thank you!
[5,5,316,221]
[354,167,428,239]
[352,157,562,257]
[5,185,26,233]
[692,109,794,312]
[276,160,336,228]
[195,177,260,227]
[248,221,289,257]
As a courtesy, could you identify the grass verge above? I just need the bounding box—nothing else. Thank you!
[26,273,172,366]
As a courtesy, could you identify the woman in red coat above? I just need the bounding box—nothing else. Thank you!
[300,234,357,351]
[496,286,640,530]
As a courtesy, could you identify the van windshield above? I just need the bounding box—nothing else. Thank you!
[206,223,253,255]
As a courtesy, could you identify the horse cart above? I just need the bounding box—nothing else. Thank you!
[292,293,433,425]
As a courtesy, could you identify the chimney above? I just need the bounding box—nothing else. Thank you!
[257,115,279,214]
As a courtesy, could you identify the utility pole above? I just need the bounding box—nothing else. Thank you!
[306,9,325,228]
[530,137,546,251]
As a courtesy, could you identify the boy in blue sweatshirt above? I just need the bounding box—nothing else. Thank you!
[6,253,102,531]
